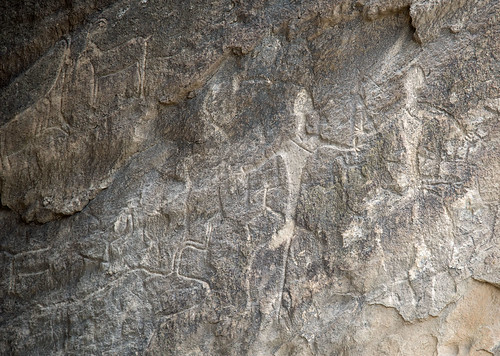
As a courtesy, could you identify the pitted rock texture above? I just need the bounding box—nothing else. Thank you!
[1,0,499,355]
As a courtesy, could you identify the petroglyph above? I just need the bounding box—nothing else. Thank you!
[1,0,499,354]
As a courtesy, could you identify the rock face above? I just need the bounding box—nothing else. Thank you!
[1,0,499,354]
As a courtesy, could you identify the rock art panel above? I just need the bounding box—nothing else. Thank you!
[0,0,499,355]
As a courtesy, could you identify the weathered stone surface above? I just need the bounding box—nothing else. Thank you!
[0,0,499,354]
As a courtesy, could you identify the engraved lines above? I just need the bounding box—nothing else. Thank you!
[7,247,51,296]
[227,86,376,320]
[171,168,212,294]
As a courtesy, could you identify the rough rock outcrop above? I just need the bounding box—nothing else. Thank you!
[1,0,499,354]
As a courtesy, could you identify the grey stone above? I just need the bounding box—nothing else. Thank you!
[1,0,499,354]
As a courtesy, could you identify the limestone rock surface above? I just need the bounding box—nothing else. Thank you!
[1,0,499,355]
